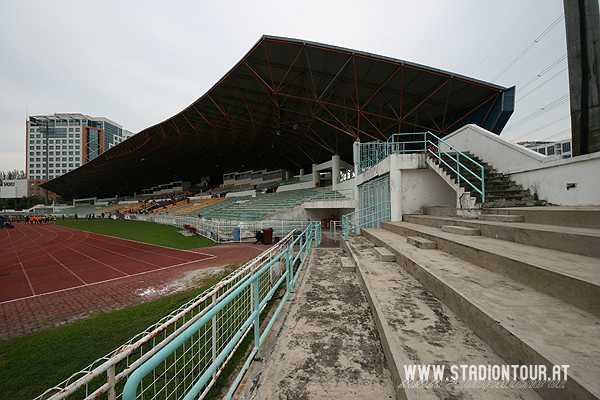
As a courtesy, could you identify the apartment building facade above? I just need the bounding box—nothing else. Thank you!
[26,113,134,199]
[520,138,573,160]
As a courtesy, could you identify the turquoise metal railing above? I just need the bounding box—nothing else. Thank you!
[122,221,321,400]
[342,200,390,240]
[358,132,485,203]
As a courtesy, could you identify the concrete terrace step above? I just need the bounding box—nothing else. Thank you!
[340,256,356,271]
[483,206,600,229]
[383,221,600,317]
[235,248,398,399]
[403,214,600,258]
[479,214,524,222]
[342,235,542,400]
[407,236,437,249]
[361,228,600,400]
[441,225,480,235]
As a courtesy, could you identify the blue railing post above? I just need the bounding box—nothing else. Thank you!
[286,243,292,294]
[253,276,260,359]
[456,153,461,184]
[481,168,485,203]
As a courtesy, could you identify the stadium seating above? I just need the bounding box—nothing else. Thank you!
[202,188,349,221]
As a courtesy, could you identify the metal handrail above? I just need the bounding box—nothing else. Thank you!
[359,132,485,203]
[122,221,321,400]
[342,200,390,240]
[423,132,485,202]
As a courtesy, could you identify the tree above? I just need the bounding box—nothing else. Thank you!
[0,169,26,184]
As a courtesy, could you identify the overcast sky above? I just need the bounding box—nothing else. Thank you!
[0,0,573,172]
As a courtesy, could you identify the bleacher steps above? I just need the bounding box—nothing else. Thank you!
[479,214,524,223]
[482,206,600,229]
[360,227,600,400]
[407,236,437,249]
[403,214,600,258]
[383,220,600,317]
[374,246,396,262]
[340,256,356,271]
[441,225,480,235]
[423,206,456,217]
[342,235,543,400]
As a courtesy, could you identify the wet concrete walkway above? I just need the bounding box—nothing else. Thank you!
[235,247,397,399]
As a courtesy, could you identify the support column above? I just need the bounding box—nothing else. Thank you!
[353,139,360,204]
[300,168,305,177]
[332,154,340,190]
[389,166,402,222]
[564,0,600,155]
[312,163,319,187]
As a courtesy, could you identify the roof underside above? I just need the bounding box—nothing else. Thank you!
[43,35,514,199]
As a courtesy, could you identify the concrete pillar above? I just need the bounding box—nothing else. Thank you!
[389,163,402,222]
[353,140,360,203]
[564,0,600,155]
[312,163,319,186]
[300,168,305,176]
[332,154,340,190]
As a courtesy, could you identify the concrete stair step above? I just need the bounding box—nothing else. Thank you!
[479,214,524,222]
[483,200,538,208]
[403,214,600,258]
[407,236,437,248]
[483,206,600,229]
[384,220,600,317]
[342,235,543,400]
[423,206,456,217]
[441,225,481,235]
[485,194,534,201]
[340,256,356,271]
[374,246,396,261]
[361,227,600,400]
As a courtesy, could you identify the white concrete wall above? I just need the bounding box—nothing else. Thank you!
[400,169,456,215]
[336,177,355,192]
[441,124,546,171]
[225,190,256,198]
[357,153,454,219]
[270,203,308,221]
[509,152,600,205]
[277,181,317,192]
[439,124,600,205]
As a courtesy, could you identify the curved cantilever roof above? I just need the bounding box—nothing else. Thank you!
[43,35,514,199]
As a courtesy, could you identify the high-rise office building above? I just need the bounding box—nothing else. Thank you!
[26,113,134,199]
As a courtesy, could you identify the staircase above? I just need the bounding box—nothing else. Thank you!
[342,206,600,400]
[427,152,537,208]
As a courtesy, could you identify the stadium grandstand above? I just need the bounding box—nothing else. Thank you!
[20,32,600,400]
[40,35,514,201]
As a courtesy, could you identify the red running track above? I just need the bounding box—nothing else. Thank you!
[0,223,213,303]
[0,222,272,340]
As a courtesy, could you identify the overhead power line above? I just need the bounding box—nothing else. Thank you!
[517,66,568,102]
[540,128,571,141]
[471,0,540,75]
[517,54,567,93]
[505,36,566,83]
[493,14,565,82]
[512,114,571,141]
[505,93,570,131]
